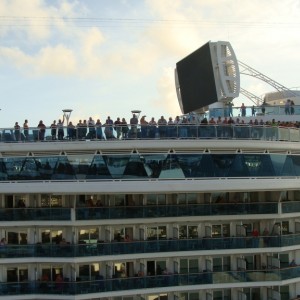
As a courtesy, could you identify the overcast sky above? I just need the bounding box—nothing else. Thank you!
[1,0,300,127]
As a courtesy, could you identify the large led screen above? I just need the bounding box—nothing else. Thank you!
[176,42,218,114]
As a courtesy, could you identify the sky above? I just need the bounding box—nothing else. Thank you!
[1,0,300,127]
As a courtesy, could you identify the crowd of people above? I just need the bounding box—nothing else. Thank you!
[8,111,300,142]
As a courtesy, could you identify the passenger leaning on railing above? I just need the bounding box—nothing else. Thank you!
[158,116,167,138]
[285,99,291,115]
[121,118,129,139]
[180,117,188,138]
[37,120,46,141]
[148,117,157,138]
[57,116,65,140]
[140,115,148,139]
[189,116,198,138]
[114,117,122,139]
[77,120,84,140]
[50,120,57,140]
[167,117,175,138]
[240,103,246,117]
[14,122,21,141]
[95,119,103,140]
[209,117,216,124]
[82,120,88,138]
[130,114,138,139]
[291,100,295,115]
[88,117,96,139]
[23,119,29,141]
[67,122,76,140]
[104,116,114,139]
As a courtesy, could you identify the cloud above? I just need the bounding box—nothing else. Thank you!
[77,27,106,75]
[153,67,181,117]
[0,0,209,79]
[0,0,49,40]
[0,47,30,67]
[106,42,161,76]
[0,44,77,75]
[1,0,300,106]
[144,0,201,56]
[35,45,77,75]
[0,0,86,40]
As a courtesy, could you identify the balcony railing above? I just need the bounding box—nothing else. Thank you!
[0,200,299,223]
[0,266,300,296]
[1,233,300,259]
[1,123,300,142]
[0,208,71,221]
[282,201,300,213]
[0,202,279,222]
[1,201,299,228]
[76,202,278,220]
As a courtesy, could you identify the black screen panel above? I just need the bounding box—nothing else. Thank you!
[176,42,218,114]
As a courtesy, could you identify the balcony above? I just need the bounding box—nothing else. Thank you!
[0,123,300,143]
[75,202,278,220]
[0,201,280,222]
[1,233,300,259]
[0,266,300,296]
[0,208,71,221]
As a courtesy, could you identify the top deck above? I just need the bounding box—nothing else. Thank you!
[1,123,300,144]
[2,103,300,144]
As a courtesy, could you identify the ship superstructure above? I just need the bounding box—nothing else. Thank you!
[0,121,300,300]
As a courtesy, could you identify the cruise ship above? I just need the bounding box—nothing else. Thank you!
[1,41,300,300]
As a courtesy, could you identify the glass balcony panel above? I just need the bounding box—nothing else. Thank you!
[39,208,71,220]
[282,201,300,213]
[1,201,278,223]
[110,207,126,218]
[73,202,278,221]
[0,245,35,258]
[0,266,299,295]
[278,127,290,141]
[0,208,70,221]
[197,125,209,138]
[1,121,300,144]
[250,126,263,139]
[281,234,300,247]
